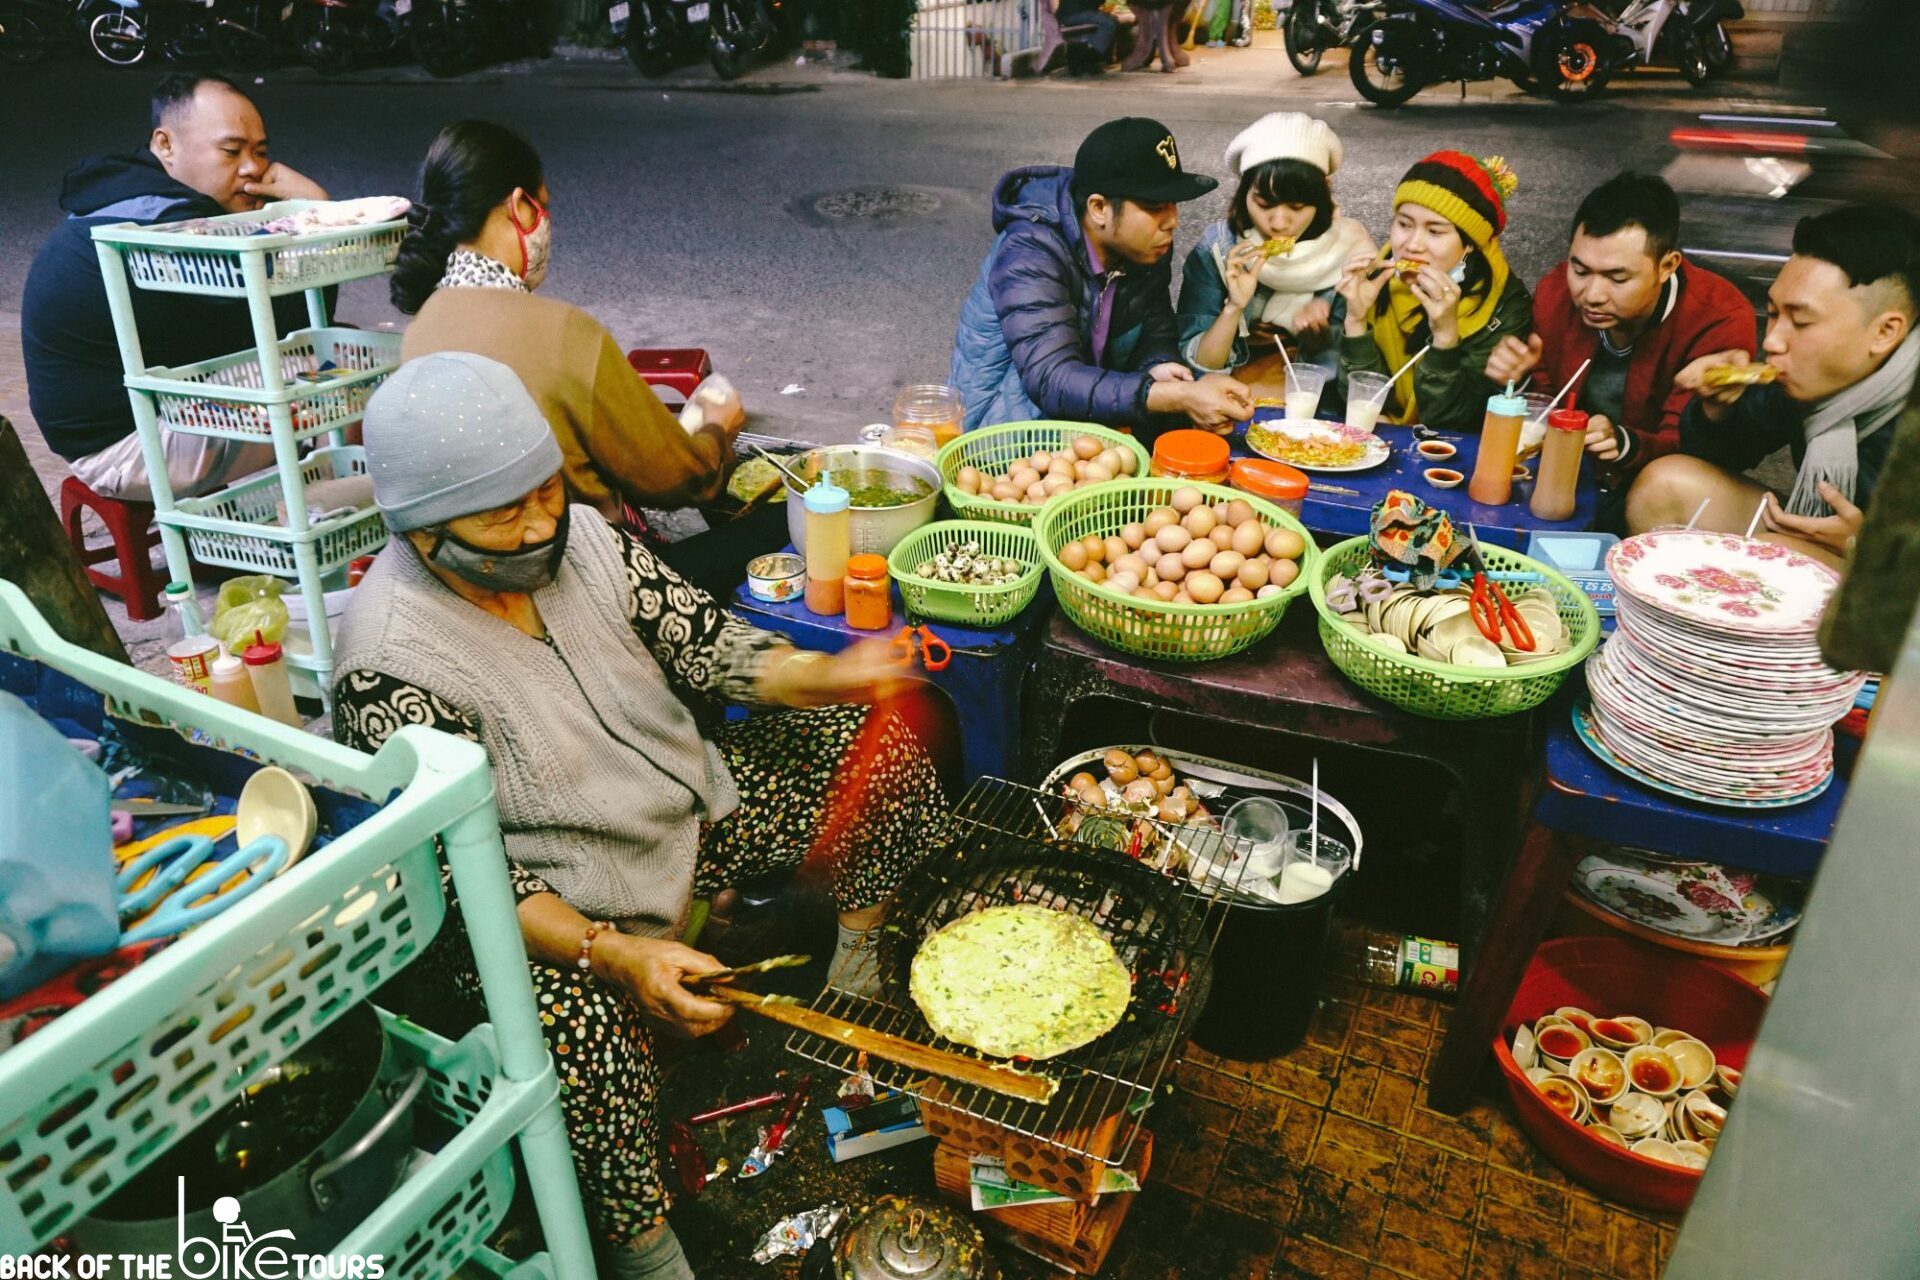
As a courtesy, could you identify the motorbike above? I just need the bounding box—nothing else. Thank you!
[614,0,782,78]
[291,0,405,70]
[1592,0,1739,85]
[409,0,543,76]
[0,0,49,60]
[1281,0,1379,76]
[82,0,282,67]
[1349,0,1633,107]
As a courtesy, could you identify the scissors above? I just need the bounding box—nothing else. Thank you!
[1462,533,1536,652]
[889,625,951,672]
[116,833,290,944]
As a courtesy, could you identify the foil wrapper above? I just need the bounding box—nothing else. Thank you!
[751,1202,848,1264]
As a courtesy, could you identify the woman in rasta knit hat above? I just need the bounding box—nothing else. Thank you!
[1337,150,1534,432]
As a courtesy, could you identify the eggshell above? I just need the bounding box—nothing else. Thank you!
[1155,553,1188,582]
[1108,571,1140,593]
[1257,583,1285,599]
[1152,581,1179,601]
[1104,536,1130,565]
[1095,448,1122,476]
[1221,585,1255,604]
[1081,534,1107,563]
[1238,558,1271,590]
[1073,435,1104,460]
[1186,571,1225,604]
[1010,466,1040,490]
[1084,461,1115,483]
[1171,487,1205,514]
[1209,525,1237,550]
[1117,450,1139,475]
[1269,558,1300,589]
[1231,521,1267,557]
[1120,523,1148,550]
[1210,549,1246,579]
[1180,539,1215,570]
[1029,450,1053,472]
[1223,499,1256,528]
[1144,507,1180,536]
[991,482,1021,502]
[1060,541,1088,571]
[956,466,983,494]
[1026,483,1049,502]
[1182,506,1218,538]
[1266,527,1307,560]
[1155,525,1193,554]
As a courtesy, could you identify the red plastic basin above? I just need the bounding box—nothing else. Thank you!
[1490,935,1770,1215]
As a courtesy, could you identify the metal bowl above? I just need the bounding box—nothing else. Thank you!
[784,444,940,559]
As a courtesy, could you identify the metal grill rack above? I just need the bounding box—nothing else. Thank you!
[786,776,1251,1166]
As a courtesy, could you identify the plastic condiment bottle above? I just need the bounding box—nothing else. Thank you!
[1531,407,1588,521]
[802,482,852,616]
[1467,389,1529,507]
[242,631,302,727]
[844,554,892,631]
[209,649,261,715]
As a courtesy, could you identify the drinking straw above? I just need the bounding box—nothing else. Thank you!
[1744,496,1769,540]
[1272,332,1297,379]
[1387,344,1431,390]
[1310,757,1320,869]
[1684,497,1712,531]
[1528,359,1592,428]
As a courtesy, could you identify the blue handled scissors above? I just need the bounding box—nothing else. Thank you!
[116,834,290,945]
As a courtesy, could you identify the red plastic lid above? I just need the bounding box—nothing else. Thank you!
[847,554,889,580]
[242,629,282,667]
[1153,429,1231,475]
[1548,408,1589,433]
[1230,459,1309,501]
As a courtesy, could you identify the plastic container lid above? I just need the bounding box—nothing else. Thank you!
[847,554,889,580]
[1548,407,1590,433]
[163,581,192,602]
[211,652,245,677]
[1488,391,1529,418]
[242,631,284,666]
[1230,459,1309,501]
[1153,429,1231,475]
[802,482,850,514]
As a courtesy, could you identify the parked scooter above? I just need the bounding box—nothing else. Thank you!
[82,0,282,67]
[0,0,49,59]
[704,0,782,77]
[1282,0,1380,76]
[1591,0,1739,85]
[1349,0,1632,107]
[292,0,405,71]
[409,0,542,76]
[614,0,782,79]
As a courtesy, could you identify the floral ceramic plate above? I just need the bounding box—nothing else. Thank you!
[1571,702,1833,810]
[1246,419,1392,473]
[1608,532,1841,636]
[1573,847,1805,946]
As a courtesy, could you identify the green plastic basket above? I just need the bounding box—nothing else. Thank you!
[935,421,1150,527]
[1033,479,1317,662]
[1306,536,1602,721]
[887,520,1046,626]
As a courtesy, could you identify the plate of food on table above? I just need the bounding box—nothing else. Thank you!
[1246,418,1391,473]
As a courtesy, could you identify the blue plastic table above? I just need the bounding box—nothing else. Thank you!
[1238,410,1600,550]
[730,567,1051,785]
[1428,703,1845,1110]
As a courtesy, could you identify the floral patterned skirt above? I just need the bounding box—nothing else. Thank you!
[380,704,943,1249]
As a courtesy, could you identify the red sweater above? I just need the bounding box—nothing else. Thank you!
[1530,257,1756,481]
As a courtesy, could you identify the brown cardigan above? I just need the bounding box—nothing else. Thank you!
[400,287,730,521]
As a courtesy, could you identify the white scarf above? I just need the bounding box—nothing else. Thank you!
[1789,331,1919,517]
[1213,214,1374,333]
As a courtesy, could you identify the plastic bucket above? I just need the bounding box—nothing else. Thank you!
[1191,876,1349,1061]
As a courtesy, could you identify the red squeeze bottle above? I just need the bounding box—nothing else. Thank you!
[1530,403,1588,522]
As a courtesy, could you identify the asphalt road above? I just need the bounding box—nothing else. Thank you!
[0,52,1890,441]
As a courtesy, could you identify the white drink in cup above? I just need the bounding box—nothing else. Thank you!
[1286,365,1331,423]
[1345,370,1392,434]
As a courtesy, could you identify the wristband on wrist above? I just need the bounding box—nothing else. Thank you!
[577,919,615,973]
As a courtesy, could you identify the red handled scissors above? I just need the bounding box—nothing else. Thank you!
[1463,535,1535,652]
[889,625,952,672]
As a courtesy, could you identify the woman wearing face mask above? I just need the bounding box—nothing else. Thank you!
[391,120,783,599]
[1336,151,1533,432]
[1176,113,1375,389]
[333,353,948,1280]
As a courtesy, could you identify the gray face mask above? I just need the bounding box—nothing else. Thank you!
[426,505,569,593]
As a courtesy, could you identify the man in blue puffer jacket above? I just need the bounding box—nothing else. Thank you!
[950,118,1254,439]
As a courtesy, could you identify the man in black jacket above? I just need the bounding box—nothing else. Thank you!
[23,73,329,501]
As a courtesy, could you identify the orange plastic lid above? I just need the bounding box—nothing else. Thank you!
[1231,459,1309,500]
[1153,429,1231,475]
[847,554,889,580]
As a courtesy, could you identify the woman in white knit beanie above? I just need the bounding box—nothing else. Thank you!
[1176,112,1375,389]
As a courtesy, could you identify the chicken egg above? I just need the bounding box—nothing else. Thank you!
[1010,466,1040,490]
[1095,448,1122,476]
[1180,539,1215,570]
[1237,558,1271,590]
[1143,507,1180,536]
[1030,450,1053,472]
[1113,553,1150,581]
[1171,487,1205,514]
[1108,571,1140,593]
[1081,534,1107,563]
[1120,522,1148,550]
[1060,541,1088,571]
[1154,524,1193,553]
[991,482,1021,502]
[1073,461,1092,481]
[1231,521,1267,557]
[1186,571,1225,604]
[1043,475,1074,496]
[1084,461,1115,483]
[1223,499,1256,528]
[1085,560,1107,582]
[1104,536,1130,564]
[1210,549,1246,579]
[1269,558,1300,589]
[1072,435,1104,460]
[1182,505,1218,538]
[1152,581,1179,601]
[1025,484,1048,502]
[1117,449,1139,475]
[1221,585,1255,604]
[1209,524,1237,550]
[956,466,983,494]
[1266,527,1307,560]
[1155,553,1188,582]
[1133,586,1161,602]
[1256,584,1285,599]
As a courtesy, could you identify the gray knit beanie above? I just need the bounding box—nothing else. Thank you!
[362,351,565,532]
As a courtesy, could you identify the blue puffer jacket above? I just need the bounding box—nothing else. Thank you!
[949,166,1182,432]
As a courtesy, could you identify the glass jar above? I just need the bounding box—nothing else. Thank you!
[844,554,892,630]
[1229,459,1309,519]
[1150,429,1231,485]
[893,384,964,450]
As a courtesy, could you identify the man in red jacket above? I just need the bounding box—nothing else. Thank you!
[1486,172,1755,525]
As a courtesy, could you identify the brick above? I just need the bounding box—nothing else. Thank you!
[1381,1198,1473,1259]
[1482,1167,1568,1224]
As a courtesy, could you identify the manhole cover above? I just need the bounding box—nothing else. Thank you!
[812,187,941,220]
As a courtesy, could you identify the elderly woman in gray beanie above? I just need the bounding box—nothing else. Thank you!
[331,352,942,1279]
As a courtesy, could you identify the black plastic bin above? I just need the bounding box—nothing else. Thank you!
[1190,873,1349,1062]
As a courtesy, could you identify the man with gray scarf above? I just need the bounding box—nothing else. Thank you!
[1626,204,1919,570]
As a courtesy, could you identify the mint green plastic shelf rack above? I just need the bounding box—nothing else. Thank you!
[0,582,595,1275]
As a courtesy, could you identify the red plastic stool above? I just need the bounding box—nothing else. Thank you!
[59,476,168,622]
[626,347,712,404]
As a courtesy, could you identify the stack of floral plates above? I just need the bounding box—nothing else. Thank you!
[1576,531,1865,807]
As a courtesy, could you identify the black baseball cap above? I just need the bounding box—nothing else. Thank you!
[1072,117,1219,205]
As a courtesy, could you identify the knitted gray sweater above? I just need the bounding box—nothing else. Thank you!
[333,509,739,936]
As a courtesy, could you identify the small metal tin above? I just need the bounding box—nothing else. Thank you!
[747,552,807,602]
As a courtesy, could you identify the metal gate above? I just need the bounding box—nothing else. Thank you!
[910,0,1035,78]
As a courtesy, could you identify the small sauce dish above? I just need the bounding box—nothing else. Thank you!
[1416,440,1458,461]
[1423,467,1464,490]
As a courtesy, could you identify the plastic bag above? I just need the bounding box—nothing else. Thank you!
[209,575,289,649]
